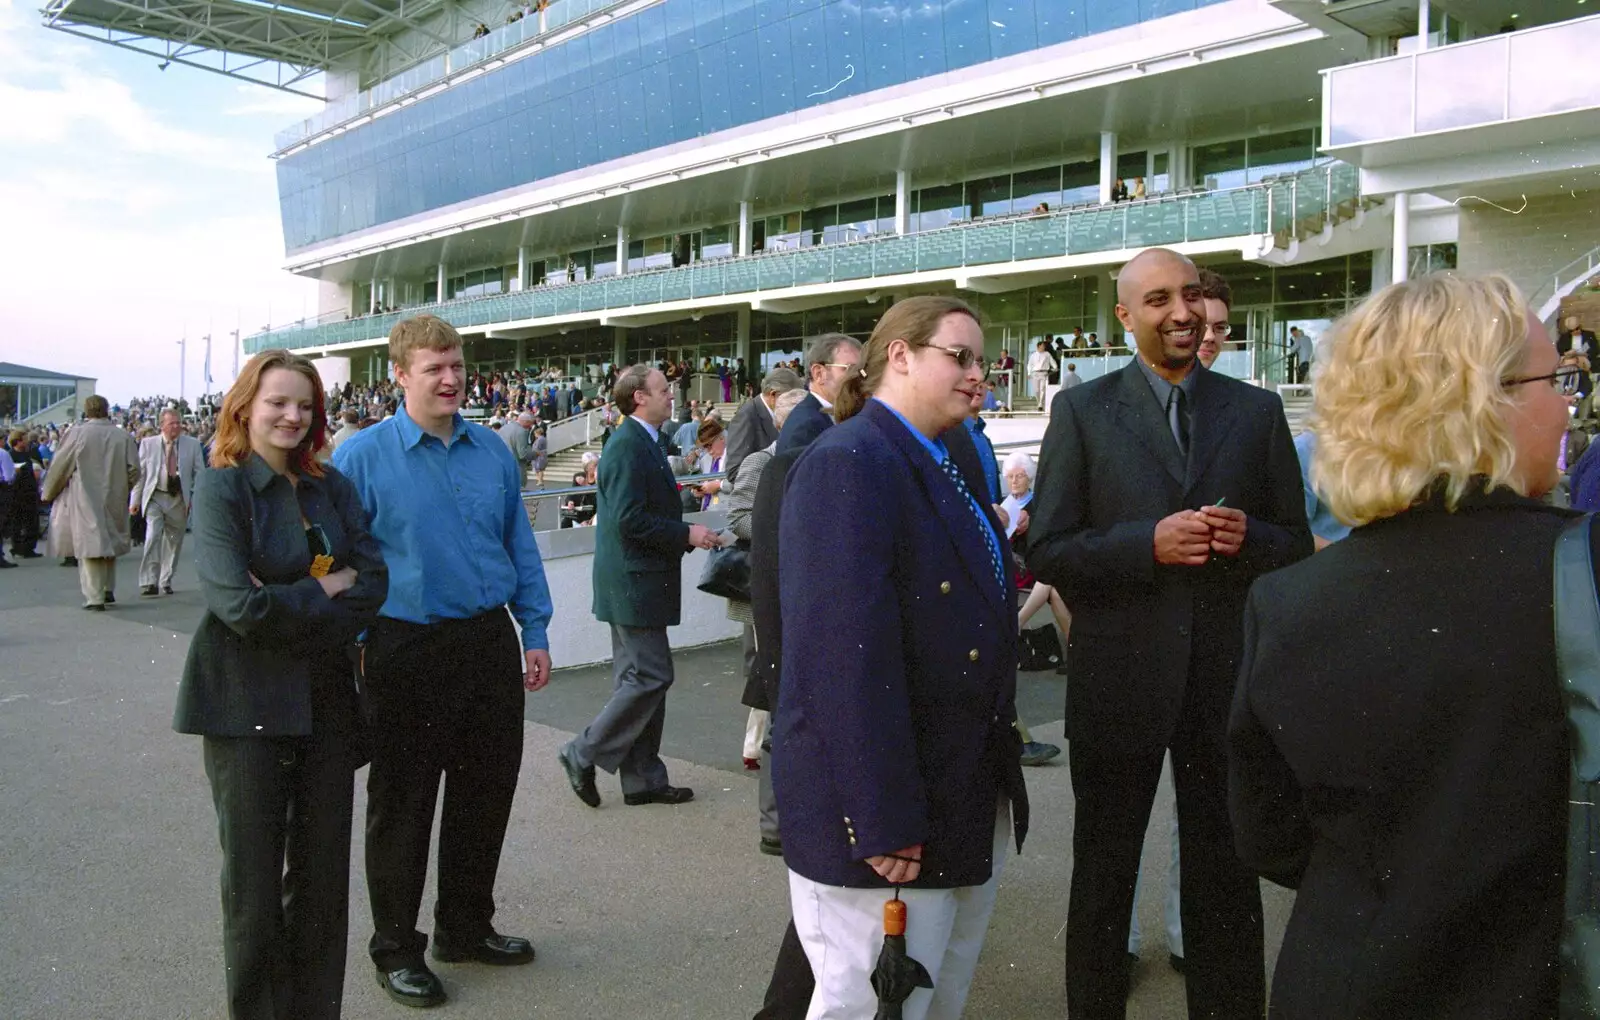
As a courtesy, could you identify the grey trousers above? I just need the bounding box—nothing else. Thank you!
[78,556,114,606]
[570,625,675,796]
[139,489,186,588]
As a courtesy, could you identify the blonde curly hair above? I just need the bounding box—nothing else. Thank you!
[1311,273,1531,527]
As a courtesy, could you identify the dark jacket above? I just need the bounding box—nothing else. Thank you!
[725,396,778,482]
[591,416,690,628]
[773,399,1028,889]
[1229,489,1574,1019]
[776,392,832,454]
[174,455,388,737]
[1026,363,1311,755]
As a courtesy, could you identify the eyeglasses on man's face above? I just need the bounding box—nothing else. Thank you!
[1503,367,1582,392]
[1205,322,1233,338]
[925,344,989,375]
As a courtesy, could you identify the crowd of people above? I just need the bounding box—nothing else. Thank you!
[17,244,1600,1020]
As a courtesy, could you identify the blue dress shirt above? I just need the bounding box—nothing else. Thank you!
[1293,431,1351,544]
[332,402,554,650]
[963,415,1002,503]
[873,399,1005,585]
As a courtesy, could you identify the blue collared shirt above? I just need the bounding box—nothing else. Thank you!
[873,398,1005,589]
[333,402,554,650]
[963,416,1002,504]
[1292,431,1351,544]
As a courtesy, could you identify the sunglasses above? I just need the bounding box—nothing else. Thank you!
[925,344,990,375]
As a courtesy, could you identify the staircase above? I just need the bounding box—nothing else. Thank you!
[1533,243,1600,325]
[529,400,743,491]
[1279,388,1314,436]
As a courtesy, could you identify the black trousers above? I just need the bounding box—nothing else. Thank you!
[753,920,814,1020]
[203,723,356,1020]
[10,482,39,553]
[363,610,524,969]
[1064,668,1265,1020]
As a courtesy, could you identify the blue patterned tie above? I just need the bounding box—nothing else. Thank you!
[939,455,1007,597]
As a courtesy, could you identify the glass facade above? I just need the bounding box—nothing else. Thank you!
[277,0,1231,251]
[1192,129,1319,191]
[0,381,78,422]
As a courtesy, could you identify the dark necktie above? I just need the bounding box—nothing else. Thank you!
[938,455,1006,597]
[165,440,179,491]
[1166,387,1190,456]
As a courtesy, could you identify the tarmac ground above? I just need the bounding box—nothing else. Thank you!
[0,543,1292,1019]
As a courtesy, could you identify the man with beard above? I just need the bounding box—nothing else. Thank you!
[1027,248,1309,1018]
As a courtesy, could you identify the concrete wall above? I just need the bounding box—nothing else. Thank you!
[532,509,742,669]
[1456,187,1600,307]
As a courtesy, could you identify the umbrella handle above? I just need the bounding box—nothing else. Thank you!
[884,896,906,936]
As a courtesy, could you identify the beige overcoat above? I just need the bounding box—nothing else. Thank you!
[41,420,141,559]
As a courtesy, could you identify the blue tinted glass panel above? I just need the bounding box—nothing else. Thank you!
[278,0,1237,250]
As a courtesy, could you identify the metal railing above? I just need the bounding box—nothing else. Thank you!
[1323,11,1600,148]
[248,163,1359,355]
[1531,242,1600,323]
[274,0,646,152]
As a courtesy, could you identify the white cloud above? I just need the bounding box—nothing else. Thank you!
[0,0,320,401]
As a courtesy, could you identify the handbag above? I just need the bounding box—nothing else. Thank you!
[1554,513,1600,1018]
[1018,624,1062,672]
[697,541,751,601]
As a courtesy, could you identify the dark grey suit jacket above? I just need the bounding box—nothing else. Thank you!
[725,396,778,482]
[1026,363,1310,755]
[174,455,388,738]
[777,392,831,454]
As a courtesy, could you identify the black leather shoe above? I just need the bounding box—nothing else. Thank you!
[432,932,536,966]
[1169,952,1186,974]
[16,550,42,558]
[624,785,694,806]
[161,585,174,595]
[103,591,115,604]
[376,965,446,1008]
[83,603,105,612]
[140,585,159,597]
[0,559,15,569]
[758,836,783,857]
[61,557,77,567]
[557,743,600,808]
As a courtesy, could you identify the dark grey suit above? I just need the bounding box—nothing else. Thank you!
[1027,364,1310,1019]
[725,396,778,482]
[177,455,387,1020]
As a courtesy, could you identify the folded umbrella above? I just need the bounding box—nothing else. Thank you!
[872,892,933,1020]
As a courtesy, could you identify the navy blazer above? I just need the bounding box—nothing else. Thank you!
[773,399,1028,889]
[174,455,388,738]
[591,416,691,628]
[775,392,832,454]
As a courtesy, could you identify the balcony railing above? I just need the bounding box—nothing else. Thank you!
[275,0,634,153]
[1324,12,1600,148]
[247,162,1357,354]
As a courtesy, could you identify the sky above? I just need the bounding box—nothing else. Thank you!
[0,0,323,404]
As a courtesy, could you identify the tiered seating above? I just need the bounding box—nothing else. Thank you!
[1012,217,1065,260]
[832,242,877,281]
[1068,208,1120,253]
[792,249,833,286]
[962,223,1015,266]
[870,235,918,276]
[915,228,966,271]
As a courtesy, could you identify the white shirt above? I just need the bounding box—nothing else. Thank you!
[810,388,834,411]
[1027,350,1056,373]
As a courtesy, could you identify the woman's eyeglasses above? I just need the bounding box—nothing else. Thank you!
[1504,367,1581,392]
[925,344,990,375]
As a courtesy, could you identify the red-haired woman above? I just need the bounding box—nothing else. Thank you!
[173,349,387,1020]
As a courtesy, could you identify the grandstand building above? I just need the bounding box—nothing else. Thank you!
[46,0,1600,390]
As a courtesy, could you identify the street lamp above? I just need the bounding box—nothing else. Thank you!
[177,337,187,405]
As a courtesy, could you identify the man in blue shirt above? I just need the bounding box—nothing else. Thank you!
[334,315,554,1009]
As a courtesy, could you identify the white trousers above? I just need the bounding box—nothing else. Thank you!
[139,489,186,588]
[743,708,769,760]
[1029,372,1049,400]
[788,799,1011,1020]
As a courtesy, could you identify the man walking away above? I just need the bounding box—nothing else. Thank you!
[41,396,140,609]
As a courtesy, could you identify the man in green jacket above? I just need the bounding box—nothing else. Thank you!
[558,365,718,808]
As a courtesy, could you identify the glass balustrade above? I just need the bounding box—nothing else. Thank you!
[1324,12,1600,147]
[247,163,1354,354]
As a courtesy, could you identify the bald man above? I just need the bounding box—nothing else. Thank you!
[1027,248,1310,1019]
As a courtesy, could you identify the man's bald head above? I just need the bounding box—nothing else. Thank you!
[1115,248,1197,307]
[1115,247,1206,379]
[517,411,535,426]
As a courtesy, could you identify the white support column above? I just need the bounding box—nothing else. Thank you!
[436,263,447,303]
[894,170,911,235]
[613,326,627,369]
[1099,131,1117,205]
[1095,269,1118,347]
[517,246,528,289]
[1417,2,1430,50]
[738,201,752,256]
[369,278,378,315]
[1391,192,1410,284]
[736,305,752,368]
[616,227,629,276]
